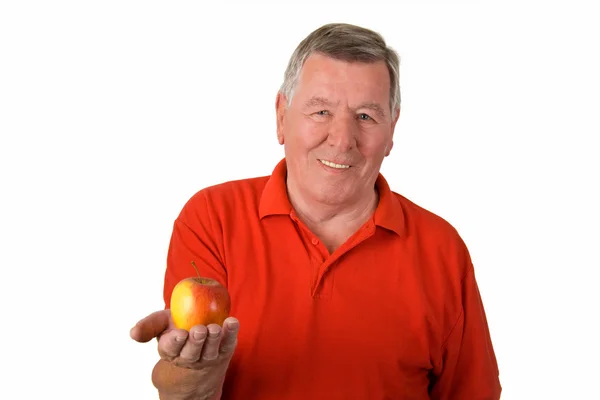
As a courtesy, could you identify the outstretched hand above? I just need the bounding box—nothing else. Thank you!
[130,309,240,370]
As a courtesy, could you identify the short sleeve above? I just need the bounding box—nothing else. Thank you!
[162,191,228,309]
[429,265,502,399]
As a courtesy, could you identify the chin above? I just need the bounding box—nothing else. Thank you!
[312,184,353,206]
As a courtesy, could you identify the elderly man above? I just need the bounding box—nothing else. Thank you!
[130,23,501,399]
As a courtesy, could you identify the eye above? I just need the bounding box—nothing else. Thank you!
[316,110,329,116]
[358,113,372,121]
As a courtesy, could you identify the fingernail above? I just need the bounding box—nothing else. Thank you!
[193,331,205,340]
[208,326,220,336]
[175,335,186,342]
[228,320,239,331]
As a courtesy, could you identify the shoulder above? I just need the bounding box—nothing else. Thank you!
[177,175,270,222]
[395,192,461,239]
[393,191,472,275]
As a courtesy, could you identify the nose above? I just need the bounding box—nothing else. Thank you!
[327,114,357,151]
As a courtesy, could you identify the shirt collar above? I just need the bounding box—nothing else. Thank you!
[259,158,405,236]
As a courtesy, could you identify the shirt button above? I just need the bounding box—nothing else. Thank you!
[311,238,319,245]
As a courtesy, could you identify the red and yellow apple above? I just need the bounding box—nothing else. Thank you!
[170,262,231,331]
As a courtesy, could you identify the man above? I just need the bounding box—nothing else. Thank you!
[130,23,501,399]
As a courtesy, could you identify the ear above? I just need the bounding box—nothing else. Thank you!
[275,92,287,145]
[385,141,394,157]
[391,106,400,129]
[385,106,400,157]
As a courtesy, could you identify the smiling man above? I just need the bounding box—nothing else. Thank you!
[130,23,502,399]
[276,51,398,253]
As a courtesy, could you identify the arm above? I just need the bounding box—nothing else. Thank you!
[152,192,233,399]
[152,360,225,400]
[429,265,502,399]
[164,193,229,307]
[130,309,239,400]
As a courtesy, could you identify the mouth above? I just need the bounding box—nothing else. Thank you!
[318,159,351,169]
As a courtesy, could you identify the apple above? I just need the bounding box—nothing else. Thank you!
[170,261,231,331]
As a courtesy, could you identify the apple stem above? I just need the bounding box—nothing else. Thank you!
[191,261,201,278]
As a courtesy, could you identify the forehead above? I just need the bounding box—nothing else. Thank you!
[294,53,390,102]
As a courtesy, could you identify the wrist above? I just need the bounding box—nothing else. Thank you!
[158,389,219,400]
[153,360,224,400]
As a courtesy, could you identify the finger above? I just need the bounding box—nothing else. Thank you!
[158,329,189,360]
[130,310,171,343]
[178,325,208,363]
[200,324,223,361]
[219,317,240,355]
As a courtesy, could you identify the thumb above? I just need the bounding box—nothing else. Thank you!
[130,309,171,343]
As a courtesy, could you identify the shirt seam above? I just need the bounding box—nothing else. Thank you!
[440,264,473,350]
[201,191,227,269]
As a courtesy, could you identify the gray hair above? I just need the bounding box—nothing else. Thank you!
[279,23,401,114]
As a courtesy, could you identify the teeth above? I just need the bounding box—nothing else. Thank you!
[320,159,350,169]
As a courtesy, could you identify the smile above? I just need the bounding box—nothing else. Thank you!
[319,159,350,169]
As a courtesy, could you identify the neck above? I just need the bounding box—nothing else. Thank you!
[286,179,379,229]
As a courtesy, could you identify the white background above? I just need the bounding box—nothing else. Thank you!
[1,0,598,399]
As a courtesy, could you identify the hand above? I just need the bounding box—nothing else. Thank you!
[130,309,240,370]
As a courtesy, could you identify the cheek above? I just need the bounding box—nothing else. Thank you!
[358,134,391,157]
[293,120,328,148]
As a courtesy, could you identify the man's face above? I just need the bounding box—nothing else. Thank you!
[276,53,399,206]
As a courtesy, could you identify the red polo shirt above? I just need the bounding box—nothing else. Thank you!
[162,158,501,399]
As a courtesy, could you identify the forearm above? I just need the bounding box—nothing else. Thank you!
[152,360,224,400]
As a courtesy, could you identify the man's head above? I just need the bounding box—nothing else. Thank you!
[276,23,401,208]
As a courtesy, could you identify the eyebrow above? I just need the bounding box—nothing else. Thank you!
[304,96,333,108]
[304,96,386,119]
[357,102,386,119]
